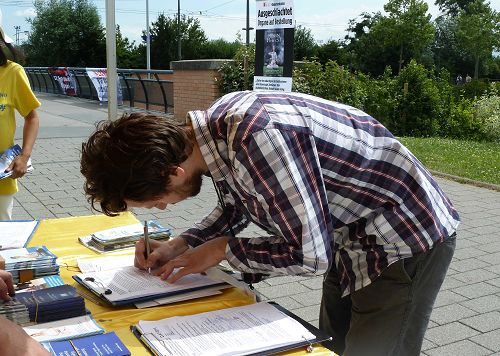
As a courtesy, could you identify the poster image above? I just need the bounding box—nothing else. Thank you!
[263,28,284,77]
[85,68,123,103]
[47,67,77,96]
[254,0,294,92]
[86,68,108,102]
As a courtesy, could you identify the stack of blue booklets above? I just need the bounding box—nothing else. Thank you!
[0,246,59,284]
[14,285,87,324]
[42,332,131,356]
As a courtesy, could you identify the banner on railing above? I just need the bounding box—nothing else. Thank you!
[253,0,294,92]
[48,67,77,96]
[85,68,122,103]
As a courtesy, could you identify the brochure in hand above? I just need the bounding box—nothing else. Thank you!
[42,332,131,356]
[0,144,33,180]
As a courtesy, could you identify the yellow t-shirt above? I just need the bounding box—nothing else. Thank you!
[0,61,41,195]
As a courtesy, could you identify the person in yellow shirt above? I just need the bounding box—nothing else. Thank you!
[0,14,40,220]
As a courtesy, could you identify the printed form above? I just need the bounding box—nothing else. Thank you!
[77,266,222,303]
[136,302,315,356]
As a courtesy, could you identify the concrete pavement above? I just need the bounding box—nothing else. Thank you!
[13,93,500,355]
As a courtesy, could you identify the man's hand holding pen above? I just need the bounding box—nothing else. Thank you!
[134,236,189,273]
[134,234,229,283]
[156,236,230,284]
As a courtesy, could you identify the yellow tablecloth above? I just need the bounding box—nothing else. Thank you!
[29,213,334,355]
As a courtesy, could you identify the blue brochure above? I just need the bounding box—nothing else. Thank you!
[0,144,33,180]
[42,332,131,356]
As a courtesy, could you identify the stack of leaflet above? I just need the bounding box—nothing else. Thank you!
[0,276,67,327]
[15,275,65,294]
[14,285,87,324]
[79,221,171,253]
[0,246,59,284]
[0,300,31,326]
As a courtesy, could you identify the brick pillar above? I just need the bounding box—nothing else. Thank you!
[171,59,231,122]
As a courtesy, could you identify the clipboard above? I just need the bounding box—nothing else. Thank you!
[130,301,332,356]
[72,274,229,307]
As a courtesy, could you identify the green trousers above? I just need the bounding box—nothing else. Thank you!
[320,236,456,356]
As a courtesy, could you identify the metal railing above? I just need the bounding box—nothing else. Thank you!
[24,67,174,113]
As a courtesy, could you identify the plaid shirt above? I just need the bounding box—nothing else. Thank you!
[181,91,460,296]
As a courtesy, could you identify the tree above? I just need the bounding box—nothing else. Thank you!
[433,15,470,77]
[116,25,144,69]
[148,13,206,69]
[344,12,398,76]
[199,38,240,59]
[293,25,317,60]
[381,0,435,74]
[24,0,105,67]
[353,14,400,75]
[435,0,477,15]
[455,0,500,79]
[316,40,347,66]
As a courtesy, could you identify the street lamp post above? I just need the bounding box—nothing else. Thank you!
[241,0,254,89]
[105,0,117,121]
[146,0,151,71]
[14,26,20,46]
[177,0,181,60]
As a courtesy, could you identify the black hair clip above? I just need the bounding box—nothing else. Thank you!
[84,277,113,295]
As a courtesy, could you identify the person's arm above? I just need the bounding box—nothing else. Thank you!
[7,109,39,179]
[180,198,249,248]
[0,316,50,356]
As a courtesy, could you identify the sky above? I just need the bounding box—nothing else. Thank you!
[0,0,498,47]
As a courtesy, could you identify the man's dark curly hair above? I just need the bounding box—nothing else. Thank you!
[80,112,194,216]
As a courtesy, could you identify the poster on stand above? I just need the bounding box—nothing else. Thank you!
[48,67,77,96]
[254,0,294,92]
[85,68,122,103]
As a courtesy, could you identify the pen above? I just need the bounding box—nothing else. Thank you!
[144,220,151,274]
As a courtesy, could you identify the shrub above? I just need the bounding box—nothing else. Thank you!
[217,44,255,94]
[392,60,442,137]
[217,52,498,142]
[456,80,490,99]
[292,59,367,109]
[291,60,324,97]
[475,86,500,142]
[358,67,398,128]
[445,97,480,139]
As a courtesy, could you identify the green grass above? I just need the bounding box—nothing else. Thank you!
[399,137,500,186]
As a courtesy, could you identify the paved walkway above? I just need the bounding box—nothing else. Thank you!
[13,93,500,355]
